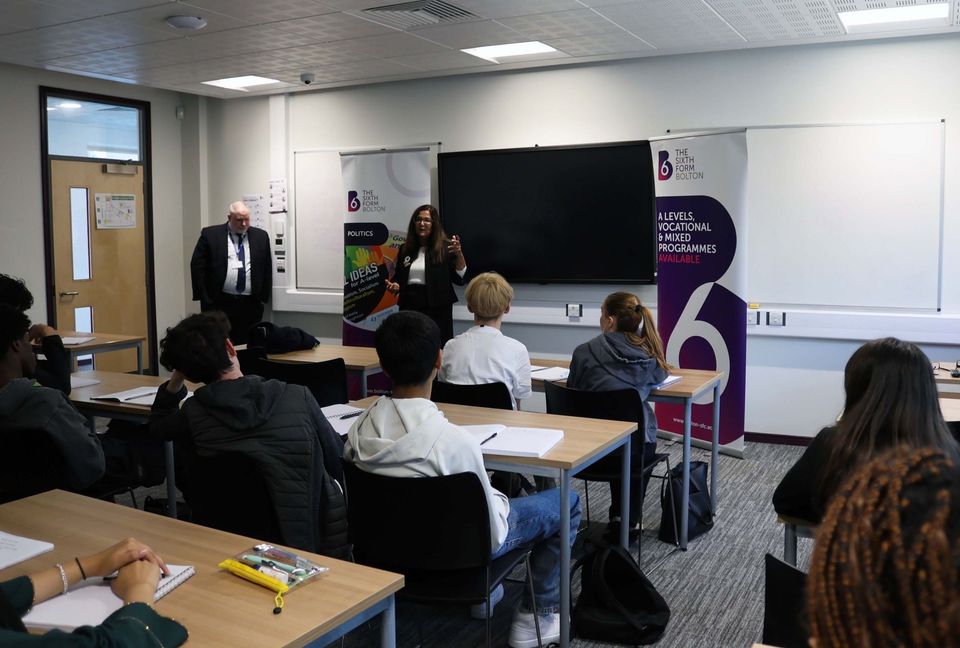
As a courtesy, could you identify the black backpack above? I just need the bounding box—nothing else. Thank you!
[573,545,671,645]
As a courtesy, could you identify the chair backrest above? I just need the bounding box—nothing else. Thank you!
[431,380,513,410]
[544,381,644,426]
[762,553,809,648]
[0,428,70,504]
[184,450,284,544]
[342,461,492,572]
[252,357,349,408]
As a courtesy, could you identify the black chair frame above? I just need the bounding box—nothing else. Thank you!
[431,380,513,411]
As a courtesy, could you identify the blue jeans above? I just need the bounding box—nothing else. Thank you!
[492,488,581,613]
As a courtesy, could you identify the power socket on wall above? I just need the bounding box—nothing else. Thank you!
[767,311,787,327]
[566,303,582,318]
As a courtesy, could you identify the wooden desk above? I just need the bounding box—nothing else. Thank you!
[934,360,960,386]
[70,371,187,518]
[61,331,146,373]
[266,345,382,397]
[0,490,403,647]
[353,396,636,648]
[531,358,724,550]
[940,394,960,421]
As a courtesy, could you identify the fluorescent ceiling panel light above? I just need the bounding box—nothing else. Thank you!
[57,102,82,109]
[201,75,280,91]
[461,41,556,63]
[838,3,950,33]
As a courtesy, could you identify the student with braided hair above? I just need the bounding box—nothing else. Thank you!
[568,291,670,539]
[773,337,958,523]
[808,446,960,647]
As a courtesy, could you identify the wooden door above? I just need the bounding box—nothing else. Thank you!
[50,159,148,373]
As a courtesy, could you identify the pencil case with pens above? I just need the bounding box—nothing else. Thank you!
[219,544,328,613]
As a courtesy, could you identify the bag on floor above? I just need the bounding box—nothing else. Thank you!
[572,545,670,645]
[658,460,713,545]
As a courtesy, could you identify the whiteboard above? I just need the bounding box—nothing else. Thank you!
[746,123,943,310]
[294,151,346,290]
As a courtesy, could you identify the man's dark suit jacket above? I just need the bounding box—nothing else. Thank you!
[190,223,272,310]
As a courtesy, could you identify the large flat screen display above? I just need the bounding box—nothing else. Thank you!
[438,141,656,284]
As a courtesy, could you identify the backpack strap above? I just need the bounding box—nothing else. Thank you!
[591,547,652,640]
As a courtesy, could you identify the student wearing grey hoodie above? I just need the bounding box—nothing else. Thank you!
[345,311,580,648]
[568,292,670,536]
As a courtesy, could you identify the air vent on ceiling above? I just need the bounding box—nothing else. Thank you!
[362,0,476,30]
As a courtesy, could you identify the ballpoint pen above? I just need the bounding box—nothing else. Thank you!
[480,432,497,446]
[340,410,363,420]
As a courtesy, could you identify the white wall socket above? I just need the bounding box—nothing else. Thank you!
[767,311,786,326]
[747,311,761,326]
[566,303,582,317]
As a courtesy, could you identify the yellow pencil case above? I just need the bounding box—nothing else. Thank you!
[219,558,291,612]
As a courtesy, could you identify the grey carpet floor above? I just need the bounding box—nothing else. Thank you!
[127,440,809,648]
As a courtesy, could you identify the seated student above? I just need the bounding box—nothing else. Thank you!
[773,337,958,524]
[0,304,104,493]
[149,312,347,557]
[567,291,669,537]
[344,311,581,648]
[439,271,531,409]
[808,447,960,647]
[0,537,188,646]
[0,274,70,395]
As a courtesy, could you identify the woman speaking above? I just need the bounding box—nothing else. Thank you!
[386,204,466,343]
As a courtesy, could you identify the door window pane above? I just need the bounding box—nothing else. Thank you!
[69,188,91,280]
[74,306,93,368]
[46,97,140,161]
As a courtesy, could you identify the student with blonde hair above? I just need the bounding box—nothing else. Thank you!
[439,272,531,409]
[567,291,670,538]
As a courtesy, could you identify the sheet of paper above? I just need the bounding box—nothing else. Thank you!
[462,425,564,458]
[0,531,53,571]
[61,337,95,345]
[530,366,570,381]
[322,404,365,436]
[91,386,158,403]
[70,375,101,389]
[653,374,682,389]
[528,365,548,371]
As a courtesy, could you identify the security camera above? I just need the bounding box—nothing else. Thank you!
[300,72,315,85]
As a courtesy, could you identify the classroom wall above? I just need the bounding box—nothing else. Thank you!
[0,61,191,355]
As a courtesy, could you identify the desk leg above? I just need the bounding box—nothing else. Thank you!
[711,382,721,513]
[620,434,631,549]
[164,440,177,519]
[559,469,571,648]
[681,397,693,550]
[380,594,396,648]
[136,343,143,374]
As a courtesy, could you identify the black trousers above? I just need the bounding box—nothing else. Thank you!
[398,284,454,344]
[210,294,264,345]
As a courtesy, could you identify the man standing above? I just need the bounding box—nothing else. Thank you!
[190,201,272,344]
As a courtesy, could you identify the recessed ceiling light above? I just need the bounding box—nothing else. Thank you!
[838,2,950,33]
[461,41,557,63]
[57,102,82,110]
[201,76,281,91]
[166,15,207,30]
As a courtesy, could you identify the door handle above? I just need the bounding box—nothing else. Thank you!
[59,291,79,297]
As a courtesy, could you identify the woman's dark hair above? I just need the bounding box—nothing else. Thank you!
[602,291,670,371]
[816,337,957,507]
[159,312,233,384]
[809,447,960,647]
[400,204,448,265]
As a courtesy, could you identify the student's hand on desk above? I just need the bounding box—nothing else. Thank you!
[81,537,170,580]
[385,280,400,295]
[28,323,57,341]
[111,559,162,606]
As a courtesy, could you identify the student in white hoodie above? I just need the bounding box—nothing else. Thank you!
[344,311,580,648]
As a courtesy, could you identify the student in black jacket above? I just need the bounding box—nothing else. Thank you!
[0,274,70,395]
[385,204,466,344]
[772,337,959,523]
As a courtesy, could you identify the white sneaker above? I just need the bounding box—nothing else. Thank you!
[508,610,560,648]
[469,583,504,619]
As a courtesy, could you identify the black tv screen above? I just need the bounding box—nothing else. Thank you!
[438,141,656,284]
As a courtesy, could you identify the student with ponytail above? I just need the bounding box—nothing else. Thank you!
[567,292,670,537]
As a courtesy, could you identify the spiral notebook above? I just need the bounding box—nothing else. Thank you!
[23,564,194,631]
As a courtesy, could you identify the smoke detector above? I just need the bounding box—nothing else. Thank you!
[166,15,207,31]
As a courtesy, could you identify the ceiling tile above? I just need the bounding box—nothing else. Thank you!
[497,8,627,41]
[710,0,843,41]
[30,0,176,22]
[596,0,746,50]
[545,31,654,56]
[409,18,526,48]
[178,0,334,23]
[267,43,377,68]
[391,49,494,71]
[452,0,584,19]
[331,32,451,56]
[273,12,397,41]
[271,57,417,83]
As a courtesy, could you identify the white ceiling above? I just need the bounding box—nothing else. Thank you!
[2,0,958,98]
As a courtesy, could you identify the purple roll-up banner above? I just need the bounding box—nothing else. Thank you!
[341,149,430,396]
[651,131,747,453]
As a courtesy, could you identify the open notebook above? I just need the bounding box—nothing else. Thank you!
[321,403,365,437]
[23,564,194,631]
[0,532,53,571]
[463,425,563,458]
